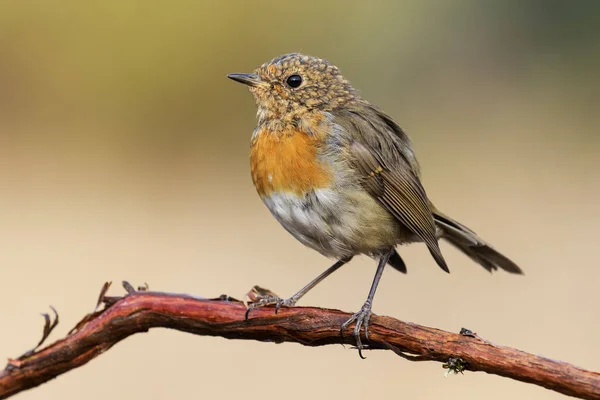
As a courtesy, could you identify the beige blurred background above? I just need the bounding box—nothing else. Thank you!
[1,1,599,399]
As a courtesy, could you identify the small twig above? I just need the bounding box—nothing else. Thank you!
[36,307,59,351]
[0,282,598,400]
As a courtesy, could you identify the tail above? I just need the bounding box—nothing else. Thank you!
[433,209,523,274]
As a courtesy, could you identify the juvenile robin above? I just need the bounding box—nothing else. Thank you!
[228,53,523,356]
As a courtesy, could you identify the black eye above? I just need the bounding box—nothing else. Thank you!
[286,74,303,88]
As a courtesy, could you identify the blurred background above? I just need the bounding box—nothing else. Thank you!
[1,0,599,399]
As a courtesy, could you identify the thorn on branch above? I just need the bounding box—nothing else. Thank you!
[122,281,149,294]
[37,306,59,350]
[6,306,60,371]
[459,327,476,337]
[95,281,112,310]
[122,281,136,294]
[102,281,145,307]
[69,282,116,335]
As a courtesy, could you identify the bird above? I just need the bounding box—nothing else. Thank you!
[227,53,523,357]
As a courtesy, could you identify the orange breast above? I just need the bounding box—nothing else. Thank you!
[250,128,332,197]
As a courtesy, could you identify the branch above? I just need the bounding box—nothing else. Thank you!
[1,283,599,400]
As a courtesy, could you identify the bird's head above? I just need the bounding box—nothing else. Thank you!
[228,53,358,123]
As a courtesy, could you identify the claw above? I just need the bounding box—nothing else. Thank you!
[358,347,366,359]
[340,301,373,359]
[244,292,297,320]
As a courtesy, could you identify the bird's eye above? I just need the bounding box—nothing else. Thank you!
[286,74,303,88]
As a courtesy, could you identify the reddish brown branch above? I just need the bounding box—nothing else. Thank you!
[1,285,599,400]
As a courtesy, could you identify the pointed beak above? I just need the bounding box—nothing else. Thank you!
[227,73,262,87]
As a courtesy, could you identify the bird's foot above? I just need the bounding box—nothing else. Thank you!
[340,300,373,359]
[244,285,297,320]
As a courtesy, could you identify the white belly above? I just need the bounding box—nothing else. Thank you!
[262,188,402,259]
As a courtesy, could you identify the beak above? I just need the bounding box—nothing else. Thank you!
[227,73,262,87]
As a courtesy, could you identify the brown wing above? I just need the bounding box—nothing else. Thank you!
[332,106,449,272]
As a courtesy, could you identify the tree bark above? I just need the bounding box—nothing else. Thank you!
[1,283,598,400]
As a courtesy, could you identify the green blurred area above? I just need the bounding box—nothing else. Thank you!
[1,0,598,157]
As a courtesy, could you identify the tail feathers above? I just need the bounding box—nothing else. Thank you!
[434,212,523,275]
[387,249,407,273]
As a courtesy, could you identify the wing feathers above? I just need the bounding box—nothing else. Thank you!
[344,117,449,273]
[330,106,519,275]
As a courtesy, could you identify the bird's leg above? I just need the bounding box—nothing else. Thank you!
[341,250,392,359]
[245,257,352,319]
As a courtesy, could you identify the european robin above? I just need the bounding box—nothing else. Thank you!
[228,53,523,356]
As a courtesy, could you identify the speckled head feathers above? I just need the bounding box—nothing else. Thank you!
[228,53,359,122]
